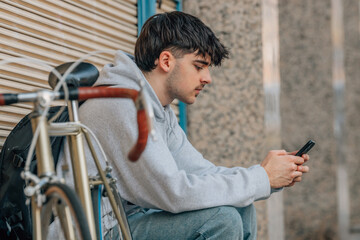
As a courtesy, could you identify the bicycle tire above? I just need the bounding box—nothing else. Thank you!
[91,182,132,240]
[40,182,92,240]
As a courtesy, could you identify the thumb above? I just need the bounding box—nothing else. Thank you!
[272,149,287,155]
[288,151,298,156]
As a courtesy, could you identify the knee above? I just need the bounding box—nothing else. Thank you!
[238,204,257,222]
[217,206,243,228]
[195,206,257,239]
[216,205,257,240]
[237,204,257,239]
[207,206,243,239]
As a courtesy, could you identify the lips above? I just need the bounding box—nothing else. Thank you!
[195,84,205,95]
[195,86,203,92]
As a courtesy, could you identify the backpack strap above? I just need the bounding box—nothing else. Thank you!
[11,153,24,168]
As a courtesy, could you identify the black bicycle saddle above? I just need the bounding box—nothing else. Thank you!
[48,62,99,89]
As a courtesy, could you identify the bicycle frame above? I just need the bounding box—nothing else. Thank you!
[29,111,55,239]
[66,100,97,239]
[51,99,133,239]
[27,94,100,239]
[0,86,155,240]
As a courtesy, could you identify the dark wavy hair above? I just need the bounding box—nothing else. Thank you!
[135,11,229,72]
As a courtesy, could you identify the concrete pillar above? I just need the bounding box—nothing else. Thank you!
[262,0,284,239]
[343,0,360,238]
[183,0,268,238]
[278,0,337,239]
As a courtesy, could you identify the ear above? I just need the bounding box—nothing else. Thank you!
[157,51,175,73]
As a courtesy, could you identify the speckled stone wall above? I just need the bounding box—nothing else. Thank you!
[278,1,337,239]
[182,0,268,239]
[344,0,360,229]
[183,0,359,239]
[183,0,265,165]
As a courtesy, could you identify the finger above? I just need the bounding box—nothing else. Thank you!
[297,165,309,173]
[286,182,295,187]
[291,163,298,171]
[288,151,297,155]
[286,152,310,162]
[293,176,302,182]
[290,155,305,165]
[271,149,288,155]
[291,171,303,178]
[302,154,310,162]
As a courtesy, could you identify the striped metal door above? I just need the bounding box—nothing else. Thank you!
[0,0,138,149]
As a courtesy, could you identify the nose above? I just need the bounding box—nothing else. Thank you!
[200,68,212,85]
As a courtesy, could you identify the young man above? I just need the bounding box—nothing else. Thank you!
[74,11,309,239]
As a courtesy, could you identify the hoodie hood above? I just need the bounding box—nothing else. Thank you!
[95,50,166,120]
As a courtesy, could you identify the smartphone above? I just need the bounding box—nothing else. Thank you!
[295,140,315,156]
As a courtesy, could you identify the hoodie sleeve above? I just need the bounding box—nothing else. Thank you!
[80,98,271,213]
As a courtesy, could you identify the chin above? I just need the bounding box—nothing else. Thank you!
[179,98,195,105]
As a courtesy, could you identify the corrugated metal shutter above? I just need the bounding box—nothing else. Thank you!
[0,0,137,149]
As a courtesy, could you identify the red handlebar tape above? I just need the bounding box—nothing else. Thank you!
[0,87,148,162]
[128,109,149,161]
[78,87,138,101]
[0,87,138,105]
[78,87,146,161]
[0,95,4,106]
[0,93,18,106]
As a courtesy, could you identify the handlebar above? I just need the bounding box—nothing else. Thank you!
[0,87,139,104]
[0,86,154,162]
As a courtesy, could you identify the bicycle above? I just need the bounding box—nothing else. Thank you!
[0,58,155,239]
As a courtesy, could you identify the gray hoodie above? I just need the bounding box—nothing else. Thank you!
[62,50,272,214]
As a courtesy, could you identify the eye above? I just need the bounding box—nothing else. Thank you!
[195,65,203,71]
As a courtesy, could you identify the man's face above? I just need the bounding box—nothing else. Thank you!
[165,52,212,104]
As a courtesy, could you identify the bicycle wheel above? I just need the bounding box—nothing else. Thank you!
[91,182,132,240]
[40,182,91,239]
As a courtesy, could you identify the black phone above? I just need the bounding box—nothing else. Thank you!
[295,140,315,156]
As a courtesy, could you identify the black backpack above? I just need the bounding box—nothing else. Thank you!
[0,61,100,239]
[0,106,69,239]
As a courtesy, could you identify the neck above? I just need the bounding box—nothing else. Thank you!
[142,70,172,106]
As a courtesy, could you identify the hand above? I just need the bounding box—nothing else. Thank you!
[260,150,308,188]
[286,152,310,187]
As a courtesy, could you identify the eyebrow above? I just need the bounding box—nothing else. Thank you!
[193,60,210,66]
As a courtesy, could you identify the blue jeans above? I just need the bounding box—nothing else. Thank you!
[127,205,257,240]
